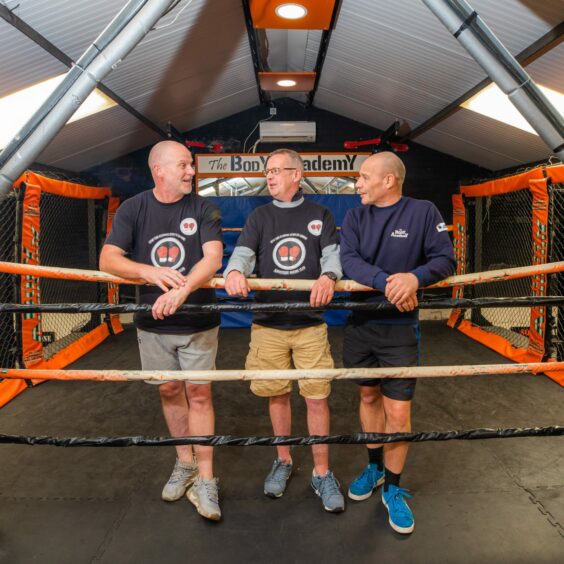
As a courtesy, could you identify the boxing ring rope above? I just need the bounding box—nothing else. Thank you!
[1,260,562,448]
[1,260,564,290]
[3,360,564,382]
[1,426,562,448]
[1,295,564,314]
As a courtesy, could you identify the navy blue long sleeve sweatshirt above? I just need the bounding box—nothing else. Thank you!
[340,197,456,324]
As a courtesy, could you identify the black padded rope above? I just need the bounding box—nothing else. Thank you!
[1,426,562,447]
[1,296,563,314]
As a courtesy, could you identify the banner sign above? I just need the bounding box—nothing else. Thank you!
[196,153,369,178]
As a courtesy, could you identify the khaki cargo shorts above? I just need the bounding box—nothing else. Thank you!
[245,323,333,399]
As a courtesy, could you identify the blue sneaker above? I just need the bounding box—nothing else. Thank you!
[382,485,414,534]
[348,464,385,501]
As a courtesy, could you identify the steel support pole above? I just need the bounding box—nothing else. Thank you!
[0,0,175,198]
[422,0,564,159]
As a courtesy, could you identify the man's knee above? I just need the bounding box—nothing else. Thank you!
[304,397,328,412]
[384,398,411,429]
[186,383,213,408]
[159,380,185,400]
[359,386,383,406]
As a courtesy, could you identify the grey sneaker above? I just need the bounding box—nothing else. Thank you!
[264,458,293,498]
[311,470,345,513]
[161,458,198,502]
[187,477,221,521]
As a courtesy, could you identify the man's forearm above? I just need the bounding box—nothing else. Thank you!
[184,255,222,292]
[99,250,147,280]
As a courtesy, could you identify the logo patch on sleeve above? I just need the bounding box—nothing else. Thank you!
[436,222,448,232]
[180,218,198,236]
[307,220,323,236]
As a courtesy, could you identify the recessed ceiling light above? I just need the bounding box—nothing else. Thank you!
[277,79,297,87]
[275,3,308,20]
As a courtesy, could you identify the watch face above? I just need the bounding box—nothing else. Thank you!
[324,272,337,281]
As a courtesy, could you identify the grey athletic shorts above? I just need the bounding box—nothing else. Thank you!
[137,326,219,385]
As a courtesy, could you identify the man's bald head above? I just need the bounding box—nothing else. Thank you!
[148,140,190,173]
[148,140,195,199]
[365,151,406,186]
[356,151,406,207]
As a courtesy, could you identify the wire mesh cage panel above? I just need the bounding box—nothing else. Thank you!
[463,190,533,349]
[0,171,119,406]
[0,192,20,368]
[38,192,107,360]
[451,164,564,379]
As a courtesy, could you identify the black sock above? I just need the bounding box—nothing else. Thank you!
[384,467,401,492]
[367,447,383,470]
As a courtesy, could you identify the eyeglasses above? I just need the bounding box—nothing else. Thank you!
[263,167,297,176]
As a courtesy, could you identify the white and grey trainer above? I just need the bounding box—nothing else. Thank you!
[187,477,221,521]
[161,458,198,502]
[264,458,293,498]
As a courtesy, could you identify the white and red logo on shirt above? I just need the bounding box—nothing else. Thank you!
[180,217,198,236]
[307,220,323,236]
[150,237,185,269]
[272,237,306,271]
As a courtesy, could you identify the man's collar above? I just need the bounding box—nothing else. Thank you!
[272,189,305,208]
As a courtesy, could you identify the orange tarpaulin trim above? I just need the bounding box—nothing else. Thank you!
[0,378,28,408]
[460,164,564,198]
[448,194,466,328]
[528,177,549,358]
[20,181,43,367]
[15,171,111,200]
[106,197,122,335]
[460,166,545,197]
[456,320,543,364]
[28,323,111,377]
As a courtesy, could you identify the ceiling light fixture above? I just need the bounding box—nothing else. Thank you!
[275,3,308,20]
[276,79,297,87]
[462,82,564,135]
[0,74,116,150]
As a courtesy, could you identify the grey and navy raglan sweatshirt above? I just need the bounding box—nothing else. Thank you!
[224,191,342,329]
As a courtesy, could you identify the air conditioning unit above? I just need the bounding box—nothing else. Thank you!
[259,121,316,143]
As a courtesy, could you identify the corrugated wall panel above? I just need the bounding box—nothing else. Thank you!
[7,0,127,62]
[0,21,67,96]
[417,108,552,170]
[37,105,160,170]
[319,59,449,124]
[316,0,563,169]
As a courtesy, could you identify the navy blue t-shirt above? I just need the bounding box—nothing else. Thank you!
[340,197,456,324]
[106,189,223,334]
[237,199,338,328]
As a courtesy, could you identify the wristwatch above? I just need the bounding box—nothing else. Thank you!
[323,271,338,281]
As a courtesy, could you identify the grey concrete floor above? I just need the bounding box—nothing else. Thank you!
[0,322,563,563]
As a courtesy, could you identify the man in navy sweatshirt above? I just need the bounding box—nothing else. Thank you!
[340,151,456,534]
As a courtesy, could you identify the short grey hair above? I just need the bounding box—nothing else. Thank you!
[268,148,304,173]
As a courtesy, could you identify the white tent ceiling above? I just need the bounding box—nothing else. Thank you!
[0,0,562,172]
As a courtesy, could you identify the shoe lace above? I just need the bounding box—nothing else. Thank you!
[169,461,195,484]
[201,479,219,504]
[271,460,291,484]
[389,487,413,513]
[319,472,341,498]
[360,465,377,482]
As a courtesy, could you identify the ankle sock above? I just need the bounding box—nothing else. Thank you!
[367,446,383,470]
[384,467,401,492]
